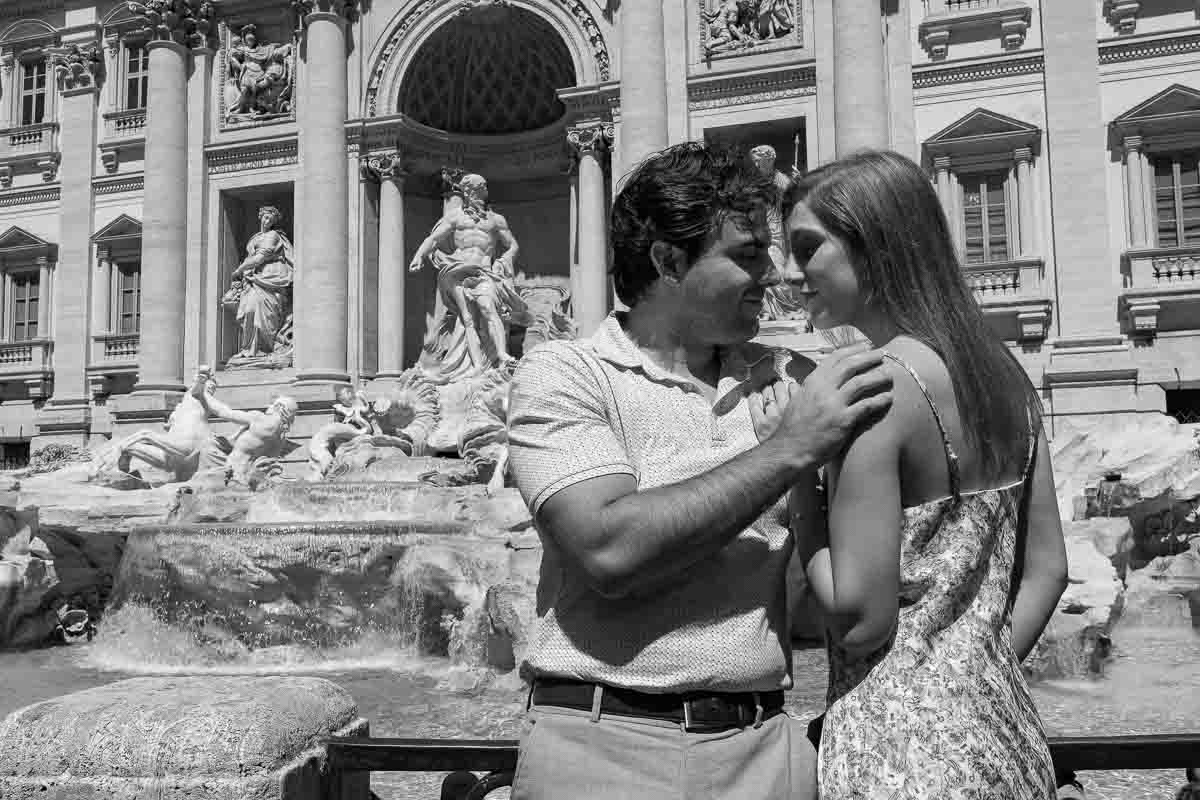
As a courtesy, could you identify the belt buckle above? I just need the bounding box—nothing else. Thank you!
[682,698,695,731]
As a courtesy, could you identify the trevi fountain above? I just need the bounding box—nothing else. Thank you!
[1,169,1198,800]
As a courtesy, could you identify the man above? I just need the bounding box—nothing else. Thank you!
[506,143,893,799]
[189,367,298,487]
[409,173,527,374]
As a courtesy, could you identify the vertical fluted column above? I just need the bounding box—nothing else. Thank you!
[294,0,356,384]
[365,153,408,378]
[128,3,215,393]
[1014,147,1036,257]
[618,0,668,174]
[568,123,613,336]
[567,155,580,305]
[0,55,14,130]
[833,0,888,155]
[1124,136,1149,249]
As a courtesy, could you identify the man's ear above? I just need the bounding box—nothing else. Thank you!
[649,241,686,285]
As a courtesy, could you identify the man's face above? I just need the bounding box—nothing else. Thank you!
[751,153,775,177]
[675,209,778,345]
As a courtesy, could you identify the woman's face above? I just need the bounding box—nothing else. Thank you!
[784,201,864,330]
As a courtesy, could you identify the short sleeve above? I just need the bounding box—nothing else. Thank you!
[507,342,636,515]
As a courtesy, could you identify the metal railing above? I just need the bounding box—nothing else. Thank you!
[326,734,1200,799]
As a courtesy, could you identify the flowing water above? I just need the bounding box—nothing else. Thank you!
[3,603,1197,800]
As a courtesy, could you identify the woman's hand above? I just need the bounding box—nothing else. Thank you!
[748,380,793,442]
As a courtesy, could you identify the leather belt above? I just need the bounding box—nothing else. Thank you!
[530,677,785,732]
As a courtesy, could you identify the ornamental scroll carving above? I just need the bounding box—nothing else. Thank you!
[126,0,218,48]
[361,151,409,182]
[52,45,104,91]
[566,123,613,155]
[702,0,798,57]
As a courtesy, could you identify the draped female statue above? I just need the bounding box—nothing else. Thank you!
[222,205,295,367]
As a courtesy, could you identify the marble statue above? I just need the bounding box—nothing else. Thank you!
[91,367,218,485]
[703,0,795,56]
[750,145,811,328]
[222,205,294,367]
[409,172,528,381]
[225,25,294,122]
[308,375,442,480]
[189,368,298,489]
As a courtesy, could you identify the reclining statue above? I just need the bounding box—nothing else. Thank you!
[92,368,218,485]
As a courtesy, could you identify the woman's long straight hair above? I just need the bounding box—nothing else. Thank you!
[785,150,1042,480]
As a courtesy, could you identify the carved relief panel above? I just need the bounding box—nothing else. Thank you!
[218,21,297,128]
[700,0,802,59]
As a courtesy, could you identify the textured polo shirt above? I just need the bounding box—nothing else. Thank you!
[507,312,810,693]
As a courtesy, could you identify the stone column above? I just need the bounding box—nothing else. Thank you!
[40,44,102,432]
[1123,136,1149,249]
[294,0,357,385]
[833,0,888,155]
[933,155,953,224]
[618,0,668,174]
[128,3,215,396]
[365,153,408,379]
[92,250,110,335]
[567,154,579,301]
[568,123,612,336]
[1014,147,1036,257]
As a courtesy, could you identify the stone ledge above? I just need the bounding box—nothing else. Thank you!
[0,676,368,800]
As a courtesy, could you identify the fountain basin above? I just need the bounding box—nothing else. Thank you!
[109,520,539,663]
[0,676,368,800]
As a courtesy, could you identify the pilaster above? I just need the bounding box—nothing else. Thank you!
[567,122,613,337]
[38,42,104,440]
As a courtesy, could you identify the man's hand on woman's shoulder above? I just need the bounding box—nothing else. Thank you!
[760,343,894,468]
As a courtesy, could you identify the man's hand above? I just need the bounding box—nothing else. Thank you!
[768,343,893,467]
[408,257,423,272]
[748,381,790,442]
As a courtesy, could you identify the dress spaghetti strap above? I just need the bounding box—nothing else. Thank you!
[881,350,961,504]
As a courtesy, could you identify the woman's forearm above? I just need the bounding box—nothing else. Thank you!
[1009,571,1068,662]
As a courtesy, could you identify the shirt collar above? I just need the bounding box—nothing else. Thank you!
[588,312,787,413]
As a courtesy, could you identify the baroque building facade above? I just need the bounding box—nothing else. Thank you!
[0,0,1197,464]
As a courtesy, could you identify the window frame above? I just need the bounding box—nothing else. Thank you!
[958,168,1014,265]
[114,259,142,334]
[9,269,40,342]
[123,42,149,111]
[17,56,47,127]
[1151,151,1200,249]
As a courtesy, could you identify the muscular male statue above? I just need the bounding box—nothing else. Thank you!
[408,174,527,374]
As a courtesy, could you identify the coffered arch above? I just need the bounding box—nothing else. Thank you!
[363,0,611,119]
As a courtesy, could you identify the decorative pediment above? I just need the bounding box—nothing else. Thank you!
[0,19,57,47]
[925,108,1040,161]
[0,225,55,264]
[1112,84,1200,139]
[91,214,142,243]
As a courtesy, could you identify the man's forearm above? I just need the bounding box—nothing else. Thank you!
[590,437,814,597]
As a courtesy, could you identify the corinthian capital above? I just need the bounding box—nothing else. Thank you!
[52,44,104,91]
[291,0,360,24]
[567,123,614,156]
[362,151,408,182]
[127,0,219,49]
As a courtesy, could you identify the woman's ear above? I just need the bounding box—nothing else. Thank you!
[649,241,685,286]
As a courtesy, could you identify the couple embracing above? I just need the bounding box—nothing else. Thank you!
[505,143,1069,799]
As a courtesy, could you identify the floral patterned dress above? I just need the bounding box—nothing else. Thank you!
[817,352,1056,799]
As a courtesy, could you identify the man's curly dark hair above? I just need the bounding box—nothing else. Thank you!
[610,142,779,307]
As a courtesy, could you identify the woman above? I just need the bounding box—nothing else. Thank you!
[782,151,1068,797]
[225,205,294,360]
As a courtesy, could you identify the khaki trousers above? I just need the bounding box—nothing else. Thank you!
[510,701,818,800]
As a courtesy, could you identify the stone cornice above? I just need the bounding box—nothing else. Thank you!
[0,187,60,207]
[93,174,145,195]
[687,63,815,109]
[913,53,1043,89]
[1100,30,1200,64]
